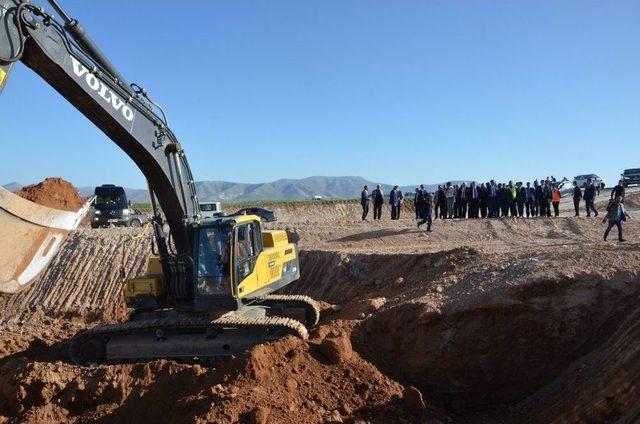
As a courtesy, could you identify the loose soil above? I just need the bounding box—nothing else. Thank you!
[1,187,639,423]
[14,178,85,212]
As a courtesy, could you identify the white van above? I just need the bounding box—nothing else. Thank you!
[199,202,222,219]
[574,174,606,189]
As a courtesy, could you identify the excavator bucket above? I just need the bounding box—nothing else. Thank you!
[0,188,92,294]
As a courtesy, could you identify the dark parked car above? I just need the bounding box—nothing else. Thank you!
[230,207,277,223]
[622,168,640,187]
[92,206,148,228]
[91,185,148,228]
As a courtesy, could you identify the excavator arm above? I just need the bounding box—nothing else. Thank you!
[1,1,201,269]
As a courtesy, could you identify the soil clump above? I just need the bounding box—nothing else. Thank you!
[14,178,85,212]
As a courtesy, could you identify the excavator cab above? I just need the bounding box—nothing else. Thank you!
[125,215,301,317]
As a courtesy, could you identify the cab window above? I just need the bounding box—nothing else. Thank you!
[235,222,262,281]
[196,225,232,295]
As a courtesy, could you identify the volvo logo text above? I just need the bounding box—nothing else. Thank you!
[70,56,134,122]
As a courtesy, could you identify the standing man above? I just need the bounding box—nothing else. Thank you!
[552,185,561,217]
[516,182,526,217]
[603,195,630,242]
[572,181,582,217]
[452,184,460,218]
[458,182,468,219]
[372,184,384,220]
[489,180,498,218]
[480,182,489,218]
[360,185,370,221]
[508,181,518,217]
[389,186,399,220]
[499,184,509,217]
[414,188,420,220]
[525,182,535,218]
[539,180,552,217]
[611,180,625,203]
[445,182,455,219]
[534,180,542,217]
[437,185,447,219]
[468,181,480,218]
[433,186,441,219]
[397,189,404,219]
[584,178,598,217]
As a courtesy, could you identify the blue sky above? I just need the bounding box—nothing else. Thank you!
[1,0,639,188]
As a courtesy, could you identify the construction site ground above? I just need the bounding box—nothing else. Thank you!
[1,187,639,423]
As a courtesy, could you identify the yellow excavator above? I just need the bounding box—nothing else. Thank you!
[0,0,318,364]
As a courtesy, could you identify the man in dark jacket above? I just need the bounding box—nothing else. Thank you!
[438,186,447,219]
[417,188,433,231]
[433,186,441,219]
[534,180,543,217]
[413,188,420,219]
[360,185,370,221]
[389,186,400,220]
[457,183,468,219]
[572,181,582,217]
[584,178,598,217]
[525,182,535,217]
[499,184,510,217]
[539,180,552,217]
[611,180,625,203]
[516,182,526,217]
[372,184,384,220]
[488,180,498,218]
[479,183,489,218]
[468,181,480,218]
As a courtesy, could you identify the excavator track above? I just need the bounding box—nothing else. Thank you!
[69,314,308,365]
[257,294,321,329]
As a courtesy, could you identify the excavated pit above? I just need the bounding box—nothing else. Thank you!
[288,249,640,421]
[1,219,640,422]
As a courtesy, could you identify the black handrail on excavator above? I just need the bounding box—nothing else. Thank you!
[0,0,201,258]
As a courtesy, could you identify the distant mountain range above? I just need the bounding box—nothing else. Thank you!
[2,182,22,192]
[3,177,465,203]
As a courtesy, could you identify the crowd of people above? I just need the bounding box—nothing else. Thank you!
[360,178,631,241]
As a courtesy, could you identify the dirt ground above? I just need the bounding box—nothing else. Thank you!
[1,187,639,423]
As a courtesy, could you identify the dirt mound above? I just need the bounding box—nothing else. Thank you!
[0,327,444,424]
[14,178,85,212]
